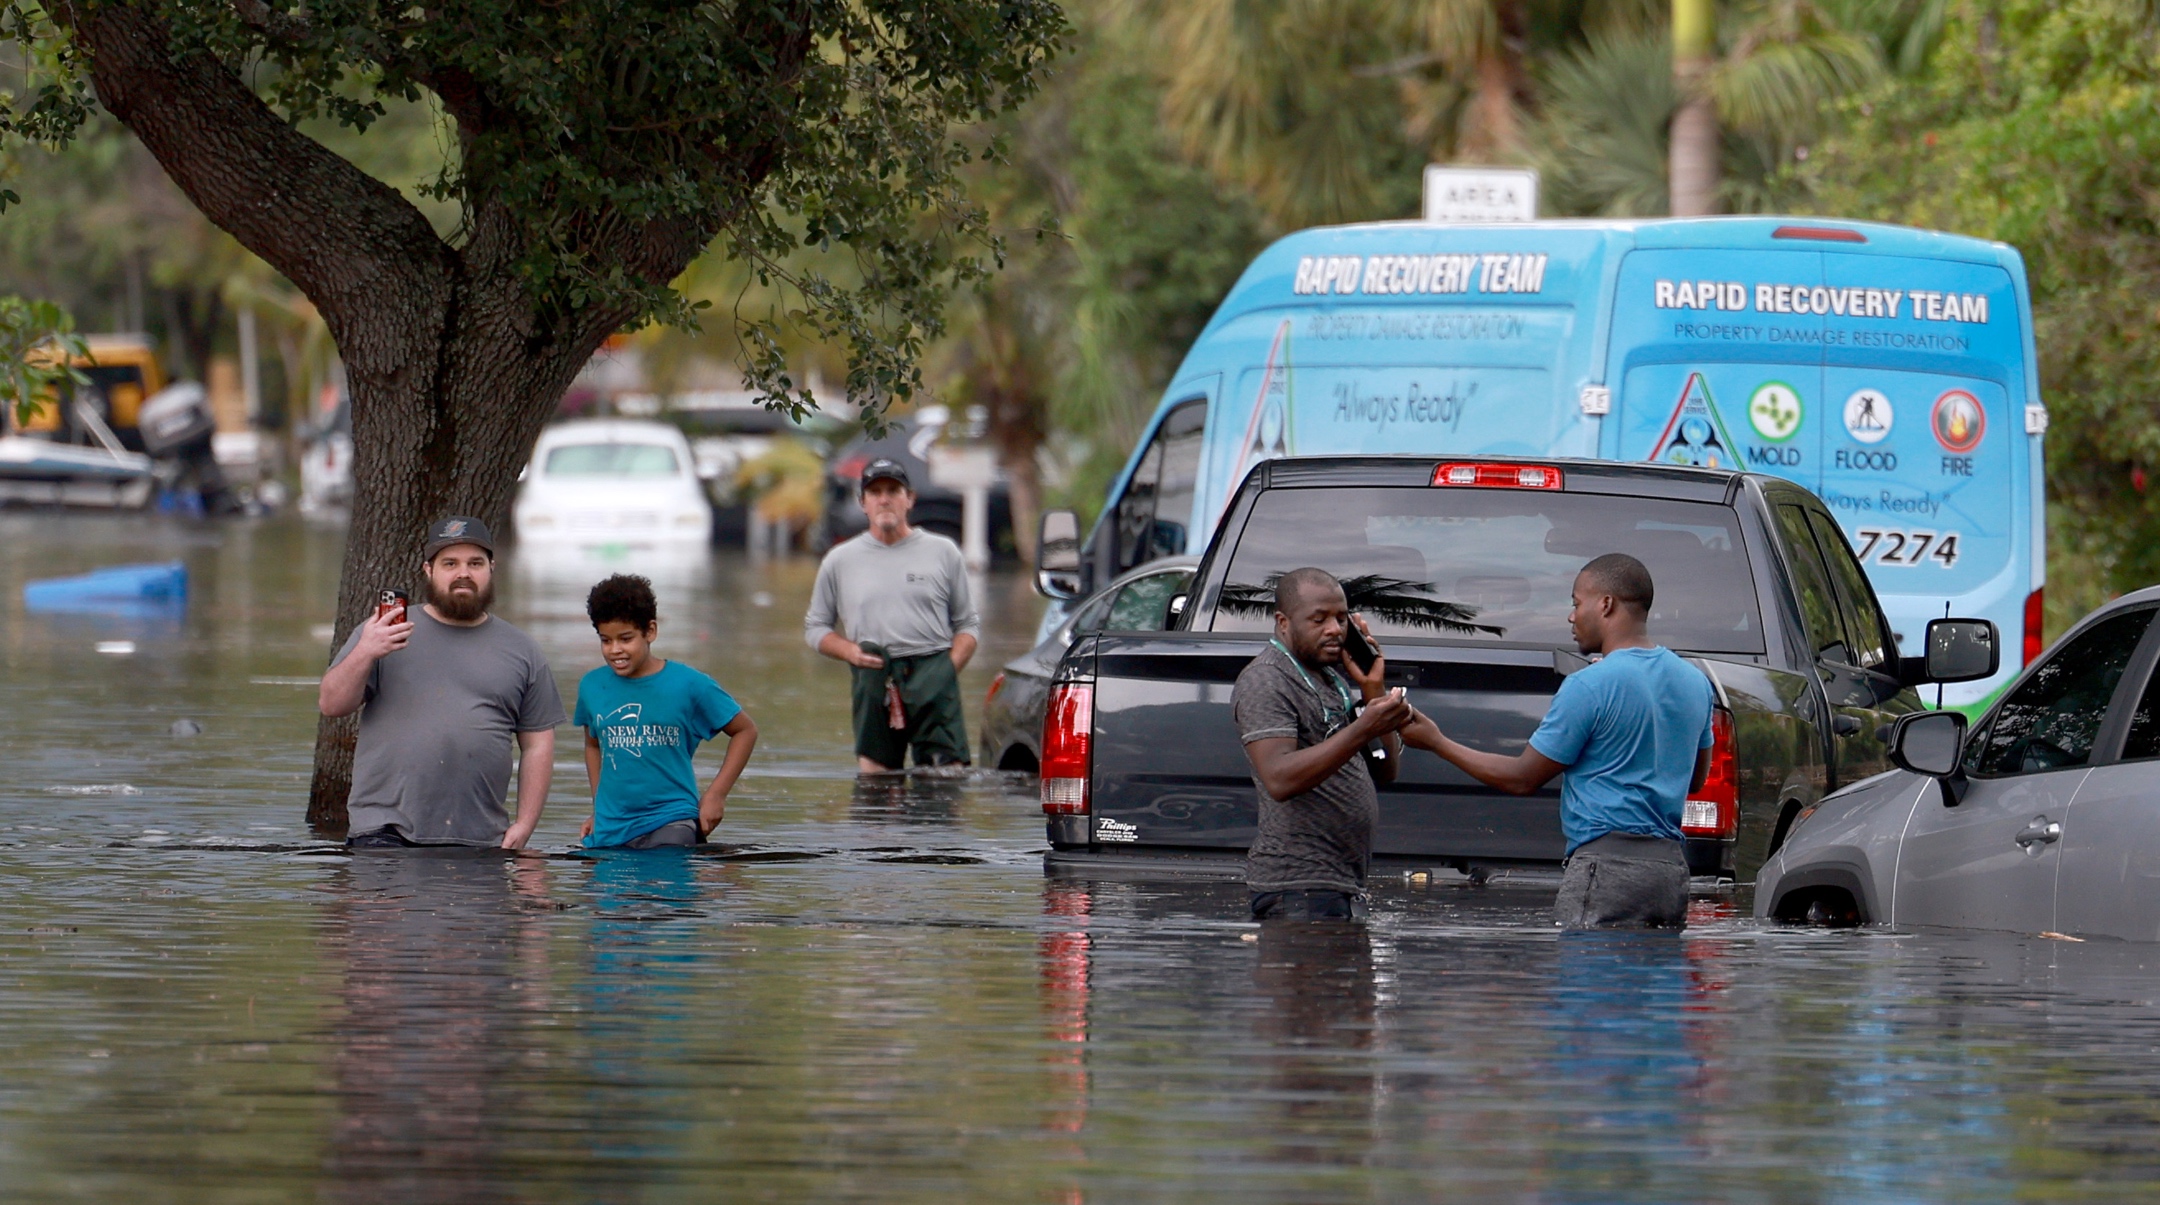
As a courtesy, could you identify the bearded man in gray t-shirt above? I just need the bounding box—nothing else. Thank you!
[320,517,566,849]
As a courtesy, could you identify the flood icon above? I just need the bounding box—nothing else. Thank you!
[1844,388,1893,444]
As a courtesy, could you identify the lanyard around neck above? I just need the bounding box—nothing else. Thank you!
[1271,639,1352,716]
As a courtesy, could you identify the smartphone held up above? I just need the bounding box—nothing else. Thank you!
[376,589,409,627]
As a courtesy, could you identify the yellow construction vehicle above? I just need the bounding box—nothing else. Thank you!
[7,335,168,448]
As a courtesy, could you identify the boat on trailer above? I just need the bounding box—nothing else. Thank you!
[0,408,155,509]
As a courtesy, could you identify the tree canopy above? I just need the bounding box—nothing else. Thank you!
[1,0,1065,421]
[1801,0,2160,619]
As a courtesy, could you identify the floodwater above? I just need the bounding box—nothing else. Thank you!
[5,513,2160,1202]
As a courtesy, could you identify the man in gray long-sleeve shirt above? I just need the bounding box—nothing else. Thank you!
[805,457,982,772]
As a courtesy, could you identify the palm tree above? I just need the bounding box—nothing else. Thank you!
[1670,0,1719,214]
[1668,0,1888,215]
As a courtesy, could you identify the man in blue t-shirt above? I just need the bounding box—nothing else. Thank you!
[573,574,759,849]
[1402,553,1715,928]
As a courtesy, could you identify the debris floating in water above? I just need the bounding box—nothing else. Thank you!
[46,784,142,796]
[24,561,187,614]
[309,623,336,641]
[750,591,774,608]
[170,719,203,737]
[94,641,136,656]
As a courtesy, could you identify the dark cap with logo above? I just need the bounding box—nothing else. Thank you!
[859,457,911,492]
[423,516,496,561]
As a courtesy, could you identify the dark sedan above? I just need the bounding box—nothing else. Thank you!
[980,556,1198,772]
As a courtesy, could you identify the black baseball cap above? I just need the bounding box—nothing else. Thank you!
[423,515,496,561]
[860,457,911,492]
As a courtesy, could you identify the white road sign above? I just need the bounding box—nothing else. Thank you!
[1422,166,1538,223]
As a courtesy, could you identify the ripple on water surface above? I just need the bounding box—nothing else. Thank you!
[5,513,2160,1200]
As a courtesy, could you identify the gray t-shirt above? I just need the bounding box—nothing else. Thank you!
[1233,642,1378,894]
[803,528,982,658]
[331,611,566,845]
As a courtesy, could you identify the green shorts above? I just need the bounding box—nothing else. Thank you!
[850,645,971,770]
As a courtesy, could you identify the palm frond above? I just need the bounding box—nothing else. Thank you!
[1216,573,1507,636]
[1528,26,1674,216]
[1712,26,1883,139]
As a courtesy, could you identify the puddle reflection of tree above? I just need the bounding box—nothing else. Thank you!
[1252,920,1378,1169]
[321,853,555,1201]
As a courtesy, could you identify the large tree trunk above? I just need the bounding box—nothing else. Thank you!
[1669,0,1720,216]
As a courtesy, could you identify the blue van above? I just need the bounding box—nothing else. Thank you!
[1071,217,2043,710]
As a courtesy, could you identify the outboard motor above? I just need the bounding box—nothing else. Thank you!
[137,383,237,514]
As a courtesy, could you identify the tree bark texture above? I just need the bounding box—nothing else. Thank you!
[1668,86,1719,216]
[969,292,1047,566]
[1668,0,1719,217]
[62,3,726,831]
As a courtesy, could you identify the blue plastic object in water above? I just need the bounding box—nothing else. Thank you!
[24,561,188,613]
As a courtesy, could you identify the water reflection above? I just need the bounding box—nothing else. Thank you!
[1540,932,1704,1202]
[849,771,968,824]
[323,853,553,1200]
[577,850,713,1176]
[1252,920,1377,1171]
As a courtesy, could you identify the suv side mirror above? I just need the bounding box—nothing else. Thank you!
[1899,618,2000,685]
[1036,509,1083,600]
[1889,710,1967,777]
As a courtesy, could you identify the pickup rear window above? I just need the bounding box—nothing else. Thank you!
[1210,486,1765,653]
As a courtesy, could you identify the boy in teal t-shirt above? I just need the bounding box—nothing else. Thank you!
[574,574,759,849]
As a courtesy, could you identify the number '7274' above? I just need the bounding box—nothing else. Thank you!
[1854,528,1960,568]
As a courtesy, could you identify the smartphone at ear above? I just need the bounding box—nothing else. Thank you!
[1343,617,1378,675]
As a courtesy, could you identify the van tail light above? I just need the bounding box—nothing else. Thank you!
[2024,587,2044,666]
[1433,462,1564,490]
[985,671,1007,707]
[1771,224,1867,243]
[1041,683,1094,815]
[1681,709,1738,839]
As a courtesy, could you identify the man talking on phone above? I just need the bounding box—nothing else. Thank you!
[1233,567,1410,921]
[1400,554,1714,928]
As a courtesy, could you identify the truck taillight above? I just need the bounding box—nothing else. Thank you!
[1041,683,1094,815]
[1432,462,1564,490]
[1681,709,1738,839]
[985,671,1007,706]
[2024,587,2044,666]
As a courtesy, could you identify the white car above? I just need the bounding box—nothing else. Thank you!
[514,420,713,547]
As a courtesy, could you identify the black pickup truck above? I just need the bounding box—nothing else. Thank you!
[1037,455,1995,882]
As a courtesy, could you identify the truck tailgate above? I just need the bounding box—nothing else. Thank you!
[1084,634,1566,864]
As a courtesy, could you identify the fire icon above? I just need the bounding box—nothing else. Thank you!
[1931,389,1985,454]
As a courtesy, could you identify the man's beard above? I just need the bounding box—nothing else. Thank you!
[428,577,494,622]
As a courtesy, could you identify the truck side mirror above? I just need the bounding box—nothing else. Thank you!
[1925,618,1998,682]
[1036,509,1083,600]
[1898,618,1999,685]
[1889,710,1966,777]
